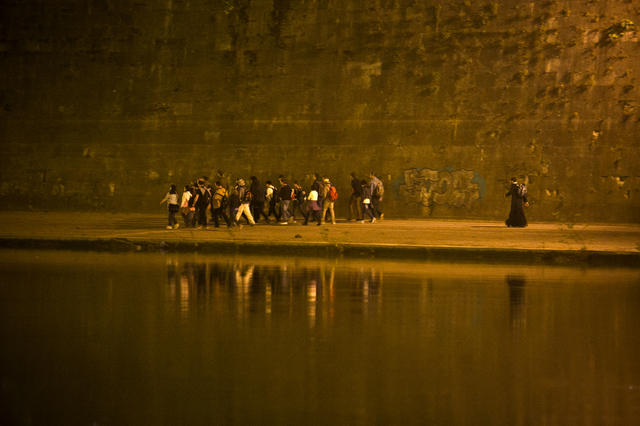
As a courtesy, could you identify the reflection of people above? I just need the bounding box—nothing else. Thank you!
[505,177,529,227]
[506,275,526,330]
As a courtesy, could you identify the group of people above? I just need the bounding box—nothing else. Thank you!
[161,172,530,230]
[160,172,385,230]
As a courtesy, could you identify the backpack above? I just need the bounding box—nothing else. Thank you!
[517,184,527,197]
[328,186,338,201]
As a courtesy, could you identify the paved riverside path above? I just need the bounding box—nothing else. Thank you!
[0,212,638,265]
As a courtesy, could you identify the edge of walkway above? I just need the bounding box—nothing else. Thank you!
[1,236,638,267]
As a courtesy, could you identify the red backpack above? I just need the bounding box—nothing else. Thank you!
[328,186,338,201]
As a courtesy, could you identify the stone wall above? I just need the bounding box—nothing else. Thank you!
[1,0,639,222]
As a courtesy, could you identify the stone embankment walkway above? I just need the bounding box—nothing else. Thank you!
[0,212,638,266]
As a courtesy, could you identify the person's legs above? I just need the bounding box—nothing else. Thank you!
[370,198,379,219]
[328,201,336,224]
[242,203,256,225]
[372,197,383,219]
[223,209,231,226]
[280,200,290,223]
[362,204,374,221]
[321,203,329,224]
[212,208,220,227]
[197,207,207,227]
[348,195,358,220]
[294,201,306,221]
[255,201,267,223]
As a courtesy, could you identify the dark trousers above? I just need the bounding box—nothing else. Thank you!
[267,201,280,221]
[292,200,306,220]
[168,205,178,226]
[182,210,194,227]
[251,201,269,223]
[362,203,375,220]
[196,205,207,227]
[304,209,321,225]
[212,207,231,227]
[348,194,362,220]
[371,197,383,218]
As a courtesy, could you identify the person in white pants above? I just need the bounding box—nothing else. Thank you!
[234,178,256,225]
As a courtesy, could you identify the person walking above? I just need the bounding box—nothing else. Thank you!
[311,173,324,209]
[160,184,180,229]
[265,180,279,222]
[250,176,269,223]
[179,184,194,228]
[505,177,529,227]
[369,172,384,220]
[291,182,307,223]
[228,184,240,223]
[348,172,362,221]
[234,178,256,226]
[211,181,231,228]
[278,175,293,225]
[192,178,211,229]
[321,178,337,225]
[359,179,376,223]
[304,188,322,226]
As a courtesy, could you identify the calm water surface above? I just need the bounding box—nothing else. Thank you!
[0,249,639,425]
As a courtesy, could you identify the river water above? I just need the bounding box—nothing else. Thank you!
[0,249,639,425]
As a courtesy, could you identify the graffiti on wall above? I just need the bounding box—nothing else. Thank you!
[398,168,483,209]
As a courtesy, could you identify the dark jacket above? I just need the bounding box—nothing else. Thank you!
[250,179,266,203]
[351,177,362,196]
[278,183,293,201]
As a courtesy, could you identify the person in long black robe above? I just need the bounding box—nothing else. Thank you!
[505,178,528,227]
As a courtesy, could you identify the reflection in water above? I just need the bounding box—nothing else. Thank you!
[2,250,640,426]
[507,274,527,331]
[166,259,383,328]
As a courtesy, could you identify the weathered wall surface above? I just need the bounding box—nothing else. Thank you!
[1,0,639,222]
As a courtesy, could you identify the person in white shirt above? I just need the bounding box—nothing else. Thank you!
[179,185,194,228]
[160,184,180,229]
[303,189,322,226]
